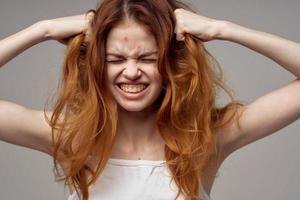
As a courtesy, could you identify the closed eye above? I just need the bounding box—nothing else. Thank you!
[105,60,123,64]
[141,59,157,63]
[106,59,157,64]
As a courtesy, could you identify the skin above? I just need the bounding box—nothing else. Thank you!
[105,19,165,156]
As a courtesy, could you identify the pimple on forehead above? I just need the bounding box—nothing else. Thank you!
[123,36,128,42]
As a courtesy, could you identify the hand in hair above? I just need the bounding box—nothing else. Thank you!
[174,8,225,42]
[40,10,95,45]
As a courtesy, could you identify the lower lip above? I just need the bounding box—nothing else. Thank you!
[116,85,149,99]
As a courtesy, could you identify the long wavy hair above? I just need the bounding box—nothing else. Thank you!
[44,0,246,199]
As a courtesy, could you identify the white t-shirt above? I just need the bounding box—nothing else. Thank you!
[68,158,211,200]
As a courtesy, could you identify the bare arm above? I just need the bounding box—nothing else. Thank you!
[218,21,300,78]
[0,21,48,67]
[215,21,300,157]
[174,9,300,159]
[0,101,53,156]
[0,13,94,156]
[0,12,94,68]
[0,22,53,155]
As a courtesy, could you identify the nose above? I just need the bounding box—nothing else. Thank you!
[122,59,142,80]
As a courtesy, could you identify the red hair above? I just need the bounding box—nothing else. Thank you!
[44,0,245,199]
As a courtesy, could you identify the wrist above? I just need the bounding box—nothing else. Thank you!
[214,20,236,40]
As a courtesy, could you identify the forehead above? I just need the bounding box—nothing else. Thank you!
[106,20,157,56]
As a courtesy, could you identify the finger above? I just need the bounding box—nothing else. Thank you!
[176,33,185,41]
[174,22,178,34]
[176,28,185,41]
[85,9,96,16]
[174,21,186,41]
[85,11,95,22]
[84,12,95,43]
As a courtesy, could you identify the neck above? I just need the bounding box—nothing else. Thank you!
[116,105,163,149]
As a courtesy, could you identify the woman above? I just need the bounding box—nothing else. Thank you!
[0,0,299,200]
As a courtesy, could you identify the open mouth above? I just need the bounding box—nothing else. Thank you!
[117,84,149,93]
[117,84,149,94]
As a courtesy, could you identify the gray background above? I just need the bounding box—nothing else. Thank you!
[0,0,299,199]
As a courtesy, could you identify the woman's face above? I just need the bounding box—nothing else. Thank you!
[105,20,163,112]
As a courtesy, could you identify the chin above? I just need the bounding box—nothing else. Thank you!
[116,101,153,112]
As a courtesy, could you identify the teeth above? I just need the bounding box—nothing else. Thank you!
[119,84,147,93]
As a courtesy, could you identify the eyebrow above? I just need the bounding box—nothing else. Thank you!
[106,51,158,58]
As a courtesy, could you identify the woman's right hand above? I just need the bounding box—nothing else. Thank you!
[41,11,95,45]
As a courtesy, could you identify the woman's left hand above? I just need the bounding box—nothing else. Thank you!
[174,8,224,42]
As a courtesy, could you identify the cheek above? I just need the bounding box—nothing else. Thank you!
[153,70,163,85]
[105,67,117,83]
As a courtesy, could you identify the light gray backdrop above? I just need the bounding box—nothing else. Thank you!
[0,0,299,199]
